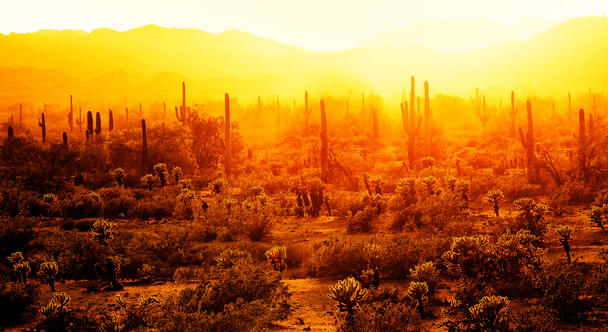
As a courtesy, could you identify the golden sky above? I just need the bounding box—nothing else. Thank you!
[1,0,607,51]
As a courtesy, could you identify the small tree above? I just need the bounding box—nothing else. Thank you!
[328,277,367,325]
[485,190,505,217]
[406,281,429,318]
[588,205,606,229]
[153,163,168,187]
[140,174,155,191]
[556,225,573,263]
[110,167,126,187]
[38,261,59,292]
[265,246,287,273]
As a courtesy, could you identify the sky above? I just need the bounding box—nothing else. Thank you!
[1,0,607,51]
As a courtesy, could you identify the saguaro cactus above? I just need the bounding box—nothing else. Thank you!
[304,90,311,136]
[509,91,517,137]
[87,111,94,134]
[76,107,83,133]
[141,119,148,173]
[95,112,102,135]
[68,95,74,132]
[39,113,46,142]
[320,99,329,182]
[7,125,14,138]
[125,107,129,126]
[519,100,536,183]
[402,76,421,169]
[475,90,491,134]
[372,108,379,140]
[176,81,187,123]
[224,93,232,176]
[19,104,22,126]
[109,110,114,132]
[62,132,68,146]
[423,80,431,156]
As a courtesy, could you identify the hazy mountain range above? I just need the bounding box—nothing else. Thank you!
[0,16,606,108]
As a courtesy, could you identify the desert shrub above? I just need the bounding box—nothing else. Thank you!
[98,186,136,218]
[347,288,420,332]
[587,250,608,304]
[533,262,591,322]
[61,187,104,219]
[154,261,290,331]
[311,237,381,277]
[331,191,367,217]
[499,172,543,200]
[228,197,276,241]
[132,194,175,220]
[511,306,559,332]
[174,188,197,220]
[0,282,40,325]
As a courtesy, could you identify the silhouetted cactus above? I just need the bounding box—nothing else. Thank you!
[109,109,114,131]
[320,99,328,182]
[85,129,90,141]
[62,132,68,147]
[556,225,573,263]
[38,261,59,292]
[475,89,491,134]
[402,76,421,169]
[95,112,101,135]
[87,111,93,134]
[68,95,74,132]
[406,281,429,318]
[265,246,287,273]
[7,125,14,138]
[172,166,183,184]
[424,80,431,156]
[485,189,505,216]
[509,91,517,137]
[176,81,187,124]
[519,100,536,183]
[76,107,83,133]
[141,119,148,173]
[224,93,232,176]
[38,113,46,142]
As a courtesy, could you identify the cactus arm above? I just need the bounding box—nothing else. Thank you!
[519,127,527,148]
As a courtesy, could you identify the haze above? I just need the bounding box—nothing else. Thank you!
[2,0,608,52]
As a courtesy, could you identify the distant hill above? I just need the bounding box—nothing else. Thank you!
[0,17,607,108]
[358,19,554,53]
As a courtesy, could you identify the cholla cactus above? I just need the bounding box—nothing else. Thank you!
[111,168,126,187]
[410,261,440,294]
[468,296,510,331]
[172,166,183,184]
[420,176,438,195]
[40,292,71,317]
[406,281,429,318]
[485,190,505,216]
[179,179,193,190]
[14,261,31,284]
[556,225,574,263]
[209,178,226,194]
[7,251,24,265]
[140,174,155,191]
[91,220,113,245]
[369,175,384,196]
[442,236,491,280]
[328,277,367,318]
[588,205,606,229]
[153,163,168,187]
[38,261,59,291]
[443,175,458,192]
[265,246,287,273]
[396,177,417,200]
[514,197,549,236]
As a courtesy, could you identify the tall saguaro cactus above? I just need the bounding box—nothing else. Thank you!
[62,132,68,146]
[320,99,329,182]
[579,108,586,179]
[19,104,22,126]
[87,111,94,134]
[475,89,491,134]
[224,93,232,177]
[402,76,421,169]
[95,112,102,135]
[109,110,114,132]
[141,119,148,173]
[68,95,74,132]
[509,91,517,137]
[519,100,536,184]
[76,107,83,133]
[176,81,187,124]
[39,113,46,142]
[423,80,431,156]
[304,90,311,136]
